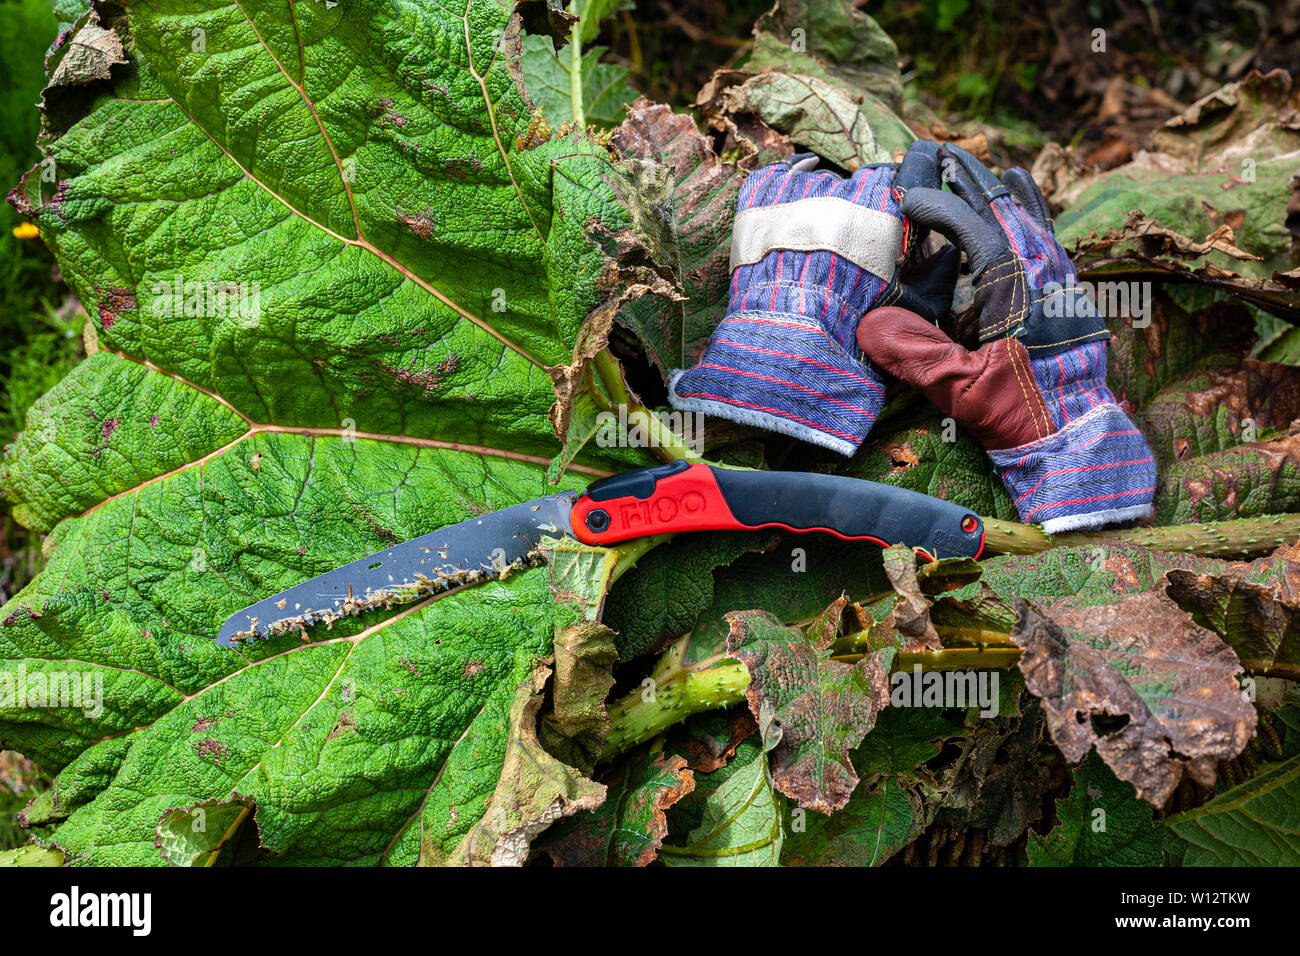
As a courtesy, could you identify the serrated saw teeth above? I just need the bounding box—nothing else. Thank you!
[215,492,579,646]
[242,553,550,642]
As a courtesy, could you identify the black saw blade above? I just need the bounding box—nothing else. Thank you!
[216,491,581,646]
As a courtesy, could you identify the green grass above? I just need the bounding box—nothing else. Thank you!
[0,752,49,851]
[0,0,80,607]
[2,0,73,433]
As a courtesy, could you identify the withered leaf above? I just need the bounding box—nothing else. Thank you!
[541,622,619,771]
[538,750,694,867]
[750,0,904,110]
[430,664,605,867]
[45,13,126,91]
[1165,543,1300,675]
[697,69,891,172]
[1077,209,1261,262]
[726,608,894,814]
[1156,430,1300,524]
[882,545,942,651]
[783,705,967,867]
[931,693,1052,848]
[1052,70,1300,318]
[610,98,748,373]
[1010,592,1257,807]
[804,593,857,649]
[695,68,797,169]
[679,709,760,774]
[1138,359,1300,469]
[1105,293,1250,414]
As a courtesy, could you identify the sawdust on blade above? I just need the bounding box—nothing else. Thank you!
[225,548,548,643]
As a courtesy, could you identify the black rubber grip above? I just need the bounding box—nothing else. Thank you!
[709,468,983,559]
[584,460,689,501]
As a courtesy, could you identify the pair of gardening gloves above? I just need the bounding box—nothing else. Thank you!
[668,141,1156,534]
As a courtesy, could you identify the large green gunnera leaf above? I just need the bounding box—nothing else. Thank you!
[1164,753,1300,866]
[1027,753,1162,867]
[1,0,664,865]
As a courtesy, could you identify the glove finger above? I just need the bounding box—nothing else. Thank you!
[856,305,977,424]
[788,152,820,173]
[894,140,944,198]
[858,307,1049,448]
[893,243,960,323]
[901,186,1007,278]
[1001,166,1053,231]
[939,143,1010,233]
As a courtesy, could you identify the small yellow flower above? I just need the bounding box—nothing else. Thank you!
[12,222,39,239]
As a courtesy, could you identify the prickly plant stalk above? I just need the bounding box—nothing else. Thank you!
[604,512,1300,760]
[982,513,1300,559]
[604,619,1296,761]
[602,657,750,759]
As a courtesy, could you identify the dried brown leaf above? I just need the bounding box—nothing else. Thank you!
[539,752,694,867]
[726,609,893,814]
[1165,543,1300,676]
[882,545,942,651]
[431,664,605,867]
[609,98,747,372]
[1011,592,1257,807]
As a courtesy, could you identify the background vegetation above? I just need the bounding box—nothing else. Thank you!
[1,0,1297,864]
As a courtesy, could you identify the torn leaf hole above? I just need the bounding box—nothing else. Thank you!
[1089,712,1130,737]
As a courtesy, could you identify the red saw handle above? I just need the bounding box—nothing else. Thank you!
[568,462,983,561]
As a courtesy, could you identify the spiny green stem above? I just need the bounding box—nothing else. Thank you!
[609,533,673,583]
[603,645,1023,761]
[982,513,1300,559]
[592,349,704,464]
[584,362,610,412]
[1239,660,1300,683]
[592,349,632,405]
[568,2,585,128]
[603,658,750,759]
[601,639,1300,761]
[834,624,1018,658]
[979,519,1052,554]
[929,626,1019,648]
[891,647,1023,671]
[0,845,63,867]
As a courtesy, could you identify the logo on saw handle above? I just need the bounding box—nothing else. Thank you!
[617,489,709,532]
[578,464,726,541]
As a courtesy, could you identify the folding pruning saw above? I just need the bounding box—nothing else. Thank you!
[216,461,985,645]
